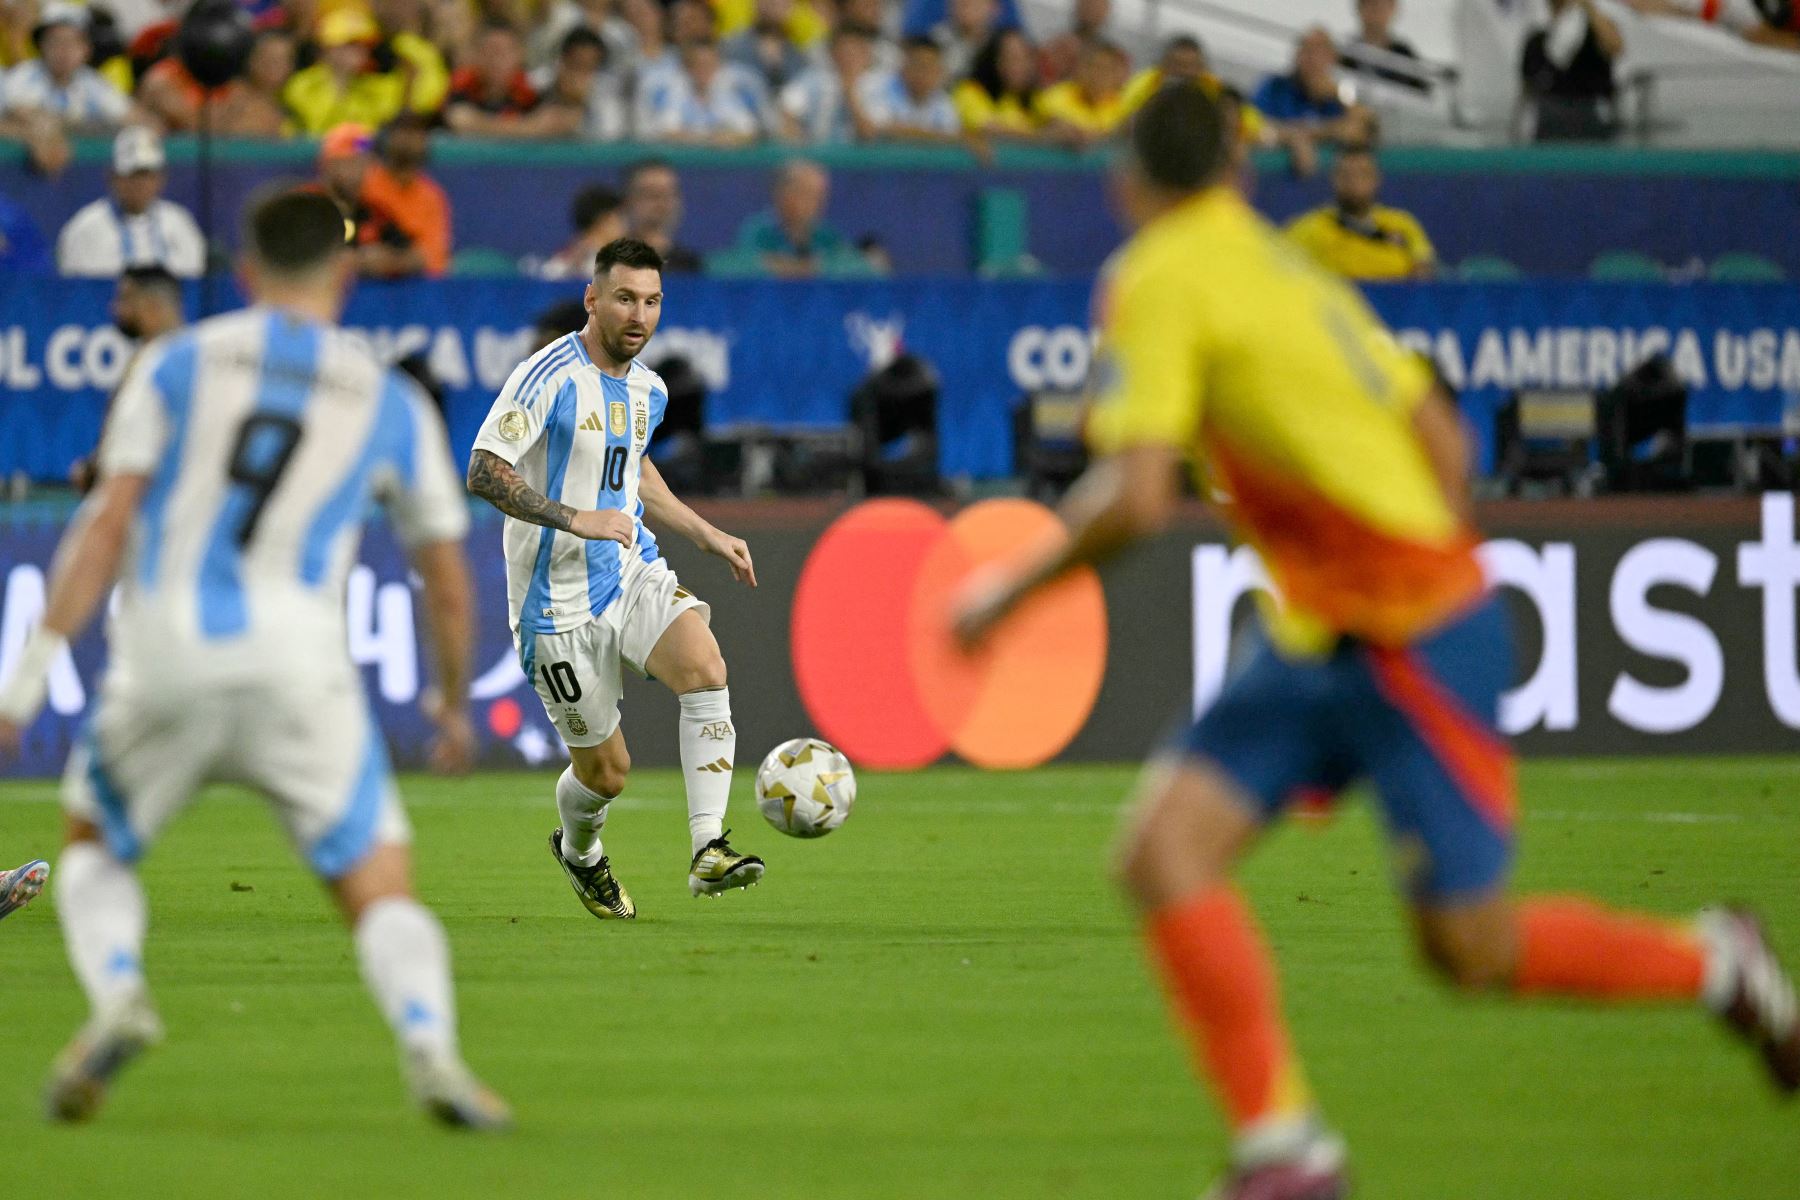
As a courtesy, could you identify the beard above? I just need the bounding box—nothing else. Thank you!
[115,315,143,340]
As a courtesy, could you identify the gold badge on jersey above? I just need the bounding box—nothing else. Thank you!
[608,401,627,437]
[497,410,527,442]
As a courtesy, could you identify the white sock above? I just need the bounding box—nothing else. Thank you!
[354,897,459,1059]
[55,841,149,1017]
[679,686,734,854]
[556,766,611,867]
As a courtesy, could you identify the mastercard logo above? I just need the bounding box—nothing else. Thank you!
[790,498,1108,770]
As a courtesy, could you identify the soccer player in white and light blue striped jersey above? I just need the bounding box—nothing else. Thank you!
[0,188,509,1130]
[467,238,763,919]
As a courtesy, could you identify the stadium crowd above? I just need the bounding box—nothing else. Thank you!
[0,0,1433,168]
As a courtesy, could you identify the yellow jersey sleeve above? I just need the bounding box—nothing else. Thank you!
[953,81,994,132]
[1391,210,1436,268]
[1085,254,1208,455]
[1283,209,1334,268]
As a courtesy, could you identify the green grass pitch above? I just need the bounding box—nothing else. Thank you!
[2,758,1797,1199]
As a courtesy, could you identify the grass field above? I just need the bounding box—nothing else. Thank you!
[2,758,1797,1200]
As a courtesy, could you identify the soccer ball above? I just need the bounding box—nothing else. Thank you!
[755,738,856,838]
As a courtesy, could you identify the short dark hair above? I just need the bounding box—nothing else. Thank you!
[623,157,675,188]
[243,185,349,274]
[478,18,520,40]
[830,21,876,45]
[593,237,664,277]
[1165,34,1203,55]
[559,25,605,59]
[119,263,182,301]
[571,184,622,233]
[1129,84,1228,193]
[901,34,942,55]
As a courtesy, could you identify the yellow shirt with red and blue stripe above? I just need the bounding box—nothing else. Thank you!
[1085,187,1483,657]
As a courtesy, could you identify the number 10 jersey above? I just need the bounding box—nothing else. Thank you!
[471,332,670,638]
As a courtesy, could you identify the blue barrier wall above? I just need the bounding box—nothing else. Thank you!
[5,141,1800,278]
[2,277,1797,481]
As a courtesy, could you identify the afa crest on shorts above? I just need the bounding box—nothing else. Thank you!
[608,401,628,437]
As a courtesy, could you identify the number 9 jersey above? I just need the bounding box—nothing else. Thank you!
[99,307,470,689]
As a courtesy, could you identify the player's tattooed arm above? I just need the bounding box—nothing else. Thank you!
[467,450,634,544]
[467,449,575,531]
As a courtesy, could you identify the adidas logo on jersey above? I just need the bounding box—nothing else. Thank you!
[578,413,604,433]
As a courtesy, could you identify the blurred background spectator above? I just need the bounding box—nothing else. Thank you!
[1034,38,1129,149]
[209,29,294,136]
[1039,0,1111,83]
[932,0,1001,79]
[1254,27,1376,149]
[532,182,624,278]
[635,35,769,145]
[56,127,204,277]
[864,35,960,142]
[316,121,428,278]
[723,0,810,93]
[1,4,132,174]
[110,261,184,341]
[1522,0,1624,141]
[362,113,451,275]
[445,21,561,137]
[531,26,627,139]
[779,22,877,143]
[953,27,1045,144]
[621,157,701,271]
[728,157,865,277]
[1285,145,1435,280]
[1340,0,1427,92]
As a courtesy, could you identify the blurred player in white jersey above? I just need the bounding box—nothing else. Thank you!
[467,238,761,919]
[0,188,510,1129]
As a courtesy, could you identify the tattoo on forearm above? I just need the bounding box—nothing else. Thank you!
[467,449,574,532]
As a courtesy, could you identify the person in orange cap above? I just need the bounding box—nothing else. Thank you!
[315,121,425,276]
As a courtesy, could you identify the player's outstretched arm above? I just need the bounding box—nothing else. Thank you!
[0,473,147,747]
[638,457,757,588]
[411,538,477,775]
[953,445,1181,649]
[466,449,633,544]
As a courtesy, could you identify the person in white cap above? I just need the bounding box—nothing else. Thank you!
[55,127,206,278]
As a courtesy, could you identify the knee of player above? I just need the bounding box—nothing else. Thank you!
[686,653,728,692]
[1110,825,1166,908]
[578,755,630,799]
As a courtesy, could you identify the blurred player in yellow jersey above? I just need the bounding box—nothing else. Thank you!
[955,85,1799,1200]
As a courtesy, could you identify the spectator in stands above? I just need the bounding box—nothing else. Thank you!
[531,0,641,74]
[56,127,205,277]
[282,8,403,135]
[1521,0,1623,141]
[622,157,703,271]
[0,187,51,273]
[1034,38,1130,148]
[316,122,423,278]
[1285,145,1435,280]
[137,38,240,133]
[530,26,628,138]
[361,114,451,275]
[1341,0,1428,92]
[716,0,829,46]
[864,34,960,141]
[954,27,1046,142]
[1120,33,1206,111]
[110,263,184,342]
[778,22,877,143]
[445,20,556,134]
[635,36,770,145]
[534,184,626,278]
[532,297,590,351]
[370,0,454,113]
[212,29,296,137]
[838,0,903,71]
[0,5,131,174]
[1253,26,1376,170]
[933,0,1000,79]
[1039,0,1110,83]
[730,158,861,277]
[723,0,809,91]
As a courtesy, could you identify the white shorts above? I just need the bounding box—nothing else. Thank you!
[62,670,410,878]
[517,555,708,748]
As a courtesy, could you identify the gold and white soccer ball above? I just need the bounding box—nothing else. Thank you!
[754,738,856,838]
